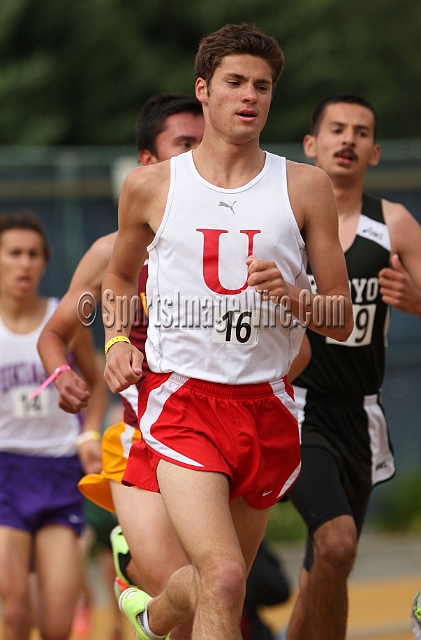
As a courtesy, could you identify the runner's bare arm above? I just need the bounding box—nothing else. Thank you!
[103,163,169,393]
[247,163,353,341]
[379,201,421,317]
[37,232,116,412]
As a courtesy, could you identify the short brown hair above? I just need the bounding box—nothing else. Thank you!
[0,210,51,261]
[195,24,285,89]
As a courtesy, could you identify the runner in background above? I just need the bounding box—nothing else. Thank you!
[284,93,421,640]
[0,210,104,640]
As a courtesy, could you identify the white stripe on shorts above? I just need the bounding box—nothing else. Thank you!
[270,380,301,498]
[277,461,301,499]
[139,374,204,467]
[364,394,395,485]
[270,379,299,422]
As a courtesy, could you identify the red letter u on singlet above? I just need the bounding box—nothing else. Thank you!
[196,228,261,295]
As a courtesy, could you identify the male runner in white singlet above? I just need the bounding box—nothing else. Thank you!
[282,94,421,640]
[0,211,104,640]
[103,24,353,640]
[39,91,299,640]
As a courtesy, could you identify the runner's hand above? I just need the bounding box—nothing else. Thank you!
[104,342,143,393]
[379,253,421,314]
[246,254,288,302]
[55,369,90,413]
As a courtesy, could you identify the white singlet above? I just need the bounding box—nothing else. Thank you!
[0,298,80,456]
[146,151,310,384]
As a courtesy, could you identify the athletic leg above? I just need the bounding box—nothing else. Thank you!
[116,377,289,639]
[289,515,357,640]
[34,524,82,640]
[97,545,126,640]
[286,446,369,640]
[111,481,189,594]
[0,526,33,640]
[71,526,94,638]
[142,461,269,640]
[110,480,192,640]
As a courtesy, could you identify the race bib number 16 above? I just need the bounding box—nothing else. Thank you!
[212,309,259,345]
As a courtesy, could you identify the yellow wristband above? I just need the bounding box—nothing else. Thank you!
[76,430,101,446]
[105,336,131,355]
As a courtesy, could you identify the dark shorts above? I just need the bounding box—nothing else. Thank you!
[293,386,395,498]
[287,446,370,571]
[0,451,84,535]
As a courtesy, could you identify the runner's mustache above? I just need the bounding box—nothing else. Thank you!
[335,147,358,160]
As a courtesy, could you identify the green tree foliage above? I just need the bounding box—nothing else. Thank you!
[369,472,421,533]
[0,0,420,144]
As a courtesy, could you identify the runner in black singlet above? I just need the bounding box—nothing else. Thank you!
[284,94,421,640]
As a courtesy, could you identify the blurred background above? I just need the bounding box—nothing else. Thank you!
[1,0,421,537]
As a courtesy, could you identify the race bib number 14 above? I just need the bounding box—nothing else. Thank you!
[212,309,259,345]
[12,386,49,418]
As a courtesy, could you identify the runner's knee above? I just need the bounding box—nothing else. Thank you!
[0,574,29,610]
[2,597,31,635]
[313,517,357,571]
[198,556,246,607]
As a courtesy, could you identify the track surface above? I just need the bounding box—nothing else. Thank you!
[13,575,419,640]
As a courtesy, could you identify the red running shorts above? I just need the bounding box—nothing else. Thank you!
[123,372,301,509]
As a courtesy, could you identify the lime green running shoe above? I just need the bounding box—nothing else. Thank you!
[411,588,421,638]
[110,525,136,587]
[118,588,170,640]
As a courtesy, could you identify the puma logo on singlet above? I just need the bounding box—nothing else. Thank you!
[219,201,236,214]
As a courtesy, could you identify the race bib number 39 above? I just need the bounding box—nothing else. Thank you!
[12,386,49,418]
[326,303,376,347]
[212,309,259,345]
